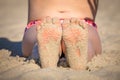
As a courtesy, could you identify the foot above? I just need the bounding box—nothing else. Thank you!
[62,18,88,70]
[37,17,62,68]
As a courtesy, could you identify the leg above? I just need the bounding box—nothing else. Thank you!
[22,26,37,57]
[62,18,102,70]
[37,17,62,68]
[88,25,102,61]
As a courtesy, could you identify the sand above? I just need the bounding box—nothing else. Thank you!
[0,0,120,80]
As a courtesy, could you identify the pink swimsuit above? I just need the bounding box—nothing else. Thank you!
[25,19,97,31]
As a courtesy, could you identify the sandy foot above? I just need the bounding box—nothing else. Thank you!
[62,18,88,70]
[0,0,120,80]
[37,17,62,68]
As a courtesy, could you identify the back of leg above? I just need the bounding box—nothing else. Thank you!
[88,26,102,60]
[22,26,37,57]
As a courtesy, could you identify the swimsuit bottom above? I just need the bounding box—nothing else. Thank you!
[25,18,97,32]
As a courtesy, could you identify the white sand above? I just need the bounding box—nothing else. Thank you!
[0,0,120,80]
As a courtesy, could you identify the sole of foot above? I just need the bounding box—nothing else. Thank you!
[37,17,62,68]
[62,18,88,70]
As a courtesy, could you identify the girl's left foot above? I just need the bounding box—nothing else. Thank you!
[62,18,88,70]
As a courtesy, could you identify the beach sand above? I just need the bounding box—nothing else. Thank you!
[0,0,120,80]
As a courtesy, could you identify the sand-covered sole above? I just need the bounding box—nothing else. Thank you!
[37,20,62,68]
[63,23,88,70]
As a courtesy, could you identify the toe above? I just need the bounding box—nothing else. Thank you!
[36,25,41,33]
[79,20,84,26]
[82,20,89,29]
[52,17,60,24]
[79,20,86,29]
[62,19,70,29]
[41,18,46,24]
[83,21,89,29]
[46,16,52,23]
[70,17,77,24]
[36,25,41,32]
[52,17,61,27]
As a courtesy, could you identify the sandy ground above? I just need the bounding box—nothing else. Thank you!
[0,0,120,80]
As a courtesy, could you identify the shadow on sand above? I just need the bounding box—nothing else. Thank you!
[0,38,22,57]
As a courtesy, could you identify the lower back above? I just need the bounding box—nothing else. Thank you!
[28,0,95,22]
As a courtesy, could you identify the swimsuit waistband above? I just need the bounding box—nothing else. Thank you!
[26,18,97,31]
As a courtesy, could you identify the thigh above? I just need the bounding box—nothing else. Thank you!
[88,40,95,61]
[88,26,102,56]
[22,26,37,57]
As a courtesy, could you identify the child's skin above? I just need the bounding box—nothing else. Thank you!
[22,0,102,69]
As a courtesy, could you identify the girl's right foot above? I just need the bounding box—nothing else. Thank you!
[37,17,62,68]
